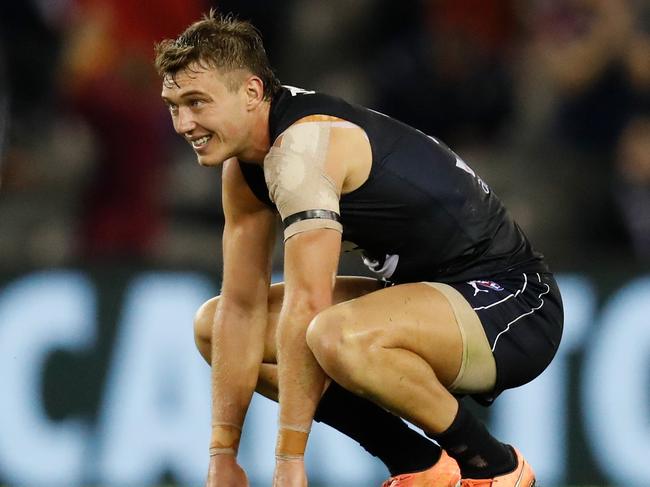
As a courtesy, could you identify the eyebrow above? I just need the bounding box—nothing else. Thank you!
[161,90,209,103]
[179,90,208,98]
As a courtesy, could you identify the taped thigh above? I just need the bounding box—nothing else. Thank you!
[424,282,497,394]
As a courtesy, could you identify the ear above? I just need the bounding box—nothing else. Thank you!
[244,75,265,110]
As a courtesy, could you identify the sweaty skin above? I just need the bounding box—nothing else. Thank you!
[163,64,498,487]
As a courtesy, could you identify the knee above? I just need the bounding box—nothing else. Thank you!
[306,306,371,381]
[194,296,219,361]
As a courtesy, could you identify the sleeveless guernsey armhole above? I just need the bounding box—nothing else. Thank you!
[238,160,274,207]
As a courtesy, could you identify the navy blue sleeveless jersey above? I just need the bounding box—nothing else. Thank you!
[239,86,547,284]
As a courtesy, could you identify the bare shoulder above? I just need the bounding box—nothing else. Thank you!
[222,157,248,188]
[222,158,274,217]
[280,115,371,194]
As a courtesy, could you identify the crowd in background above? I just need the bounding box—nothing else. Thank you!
[0,0,648,274]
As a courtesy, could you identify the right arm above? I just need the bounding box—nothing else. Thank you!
[208,158,276,483]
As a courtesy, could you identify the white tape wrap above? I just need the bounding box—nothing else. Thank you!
[264,122,343,240]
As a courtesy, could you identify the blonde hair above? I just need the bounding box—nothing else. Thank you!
[154,10,281,99]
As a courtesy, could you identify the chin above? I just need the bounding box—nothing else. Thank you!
[197,153,226,167]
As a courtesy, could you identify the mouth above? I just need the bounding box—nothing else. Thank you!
[190,134,212,150]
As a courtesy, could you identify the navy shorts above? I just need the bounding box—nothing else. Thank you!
[445,272,564,405]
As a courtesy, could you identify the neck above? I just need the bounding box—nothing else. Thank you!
[238,100,272,164]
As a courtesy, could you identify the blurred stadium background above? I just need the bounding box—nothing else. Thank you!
[0,0,649,486]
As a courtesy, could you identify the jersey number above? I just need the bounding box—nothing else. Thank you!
[455,156,490,194]
[427,135,490,194]
[284,85,316,97]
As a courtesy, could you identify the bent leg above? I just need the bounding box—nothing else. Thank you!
[307,282,468,432]
[306,282,516,479]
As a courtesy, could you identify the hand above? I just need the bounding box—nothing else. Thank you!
[272,457,307,487]
[206,454,249,487]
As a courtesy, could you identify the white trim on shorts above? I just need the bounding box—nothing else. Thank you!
[471,273,529,311]
[490,273,551,352]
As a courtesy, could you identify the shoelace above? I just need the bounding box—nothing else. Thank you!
[461,479,494,486]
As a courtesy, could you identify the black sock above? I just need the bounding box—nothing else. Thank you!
[428,402,515,479]
[314,382,441,476]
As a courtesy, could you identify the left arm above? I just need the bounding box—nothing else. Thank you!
[268,117,352,486]
[273,228,341,486]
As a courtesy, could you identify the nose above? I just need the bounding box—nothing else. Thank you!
[174,106,196,136]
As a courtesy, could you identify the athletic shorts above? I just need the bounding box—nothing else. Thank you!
[444,271,564,405]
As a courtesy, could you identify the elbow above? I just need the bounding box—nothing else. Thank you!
[276,290,332,343]
[283,289,332,321]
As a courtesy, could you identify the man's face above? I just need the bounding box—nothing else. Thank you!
[161,64,249,166]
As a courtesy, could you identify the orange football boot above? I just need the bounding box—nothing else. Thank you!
[381,451,461,487]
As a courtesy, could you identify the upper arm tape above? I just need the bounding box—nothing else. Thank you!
[264,122,343,240]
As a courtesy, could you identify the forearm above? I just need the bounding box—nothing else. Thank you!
[276,302,328,454]
[210,302,267,452]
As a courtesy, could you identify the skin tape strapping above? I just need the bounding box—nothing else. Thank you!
[264,122,344,240]
[209,423,242,456]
